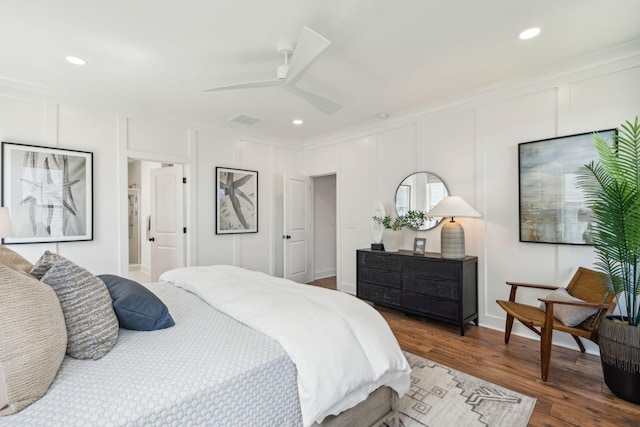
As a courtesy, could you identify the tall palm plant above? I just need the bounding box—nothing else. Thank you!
[576,117,640,325]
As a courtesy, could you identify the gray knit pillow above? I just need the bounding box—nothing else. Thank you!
[539,287,599,327]
[41,258,119,360]
[0,265,67,415]
[29,250,62,279]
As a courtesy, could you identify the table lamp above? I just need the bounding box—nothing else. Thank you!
[0,207,12,242]
[428,196,480,259]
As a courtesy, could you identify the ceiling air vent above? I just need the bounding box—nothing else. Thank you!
[228,114,261,125]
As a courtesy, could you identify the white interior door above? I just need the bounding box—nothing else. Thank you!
[283,172,313,283]
[149,165,185,282]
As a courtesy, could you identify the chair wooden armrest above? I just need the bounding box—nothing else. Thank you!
[505,281,559,290]
[504,281,559,302]
[537,298,612,310]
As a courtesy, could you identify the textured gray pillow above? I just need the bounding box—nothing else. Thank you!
[0,264,67,415]
[539,287,598,327]
[41,257,119,360]
[29,250,62,279]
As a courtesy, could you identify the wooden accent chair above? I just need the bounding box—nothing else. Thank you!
[496,267,616,381]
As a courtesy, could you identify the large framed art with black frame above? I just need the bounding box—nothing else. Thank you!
[1,141,93,244]
[215,166,258,234]
[518,128,616,245]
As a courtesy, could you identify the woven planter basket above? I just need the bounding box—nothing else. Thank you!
[599,315,640,403]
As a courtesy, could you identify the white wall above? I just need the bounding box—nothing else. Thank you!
[303,46,640,353]
[313,174,336,279]
[0,96,122,273]
[0,86,302,279]
[193,131,302,277]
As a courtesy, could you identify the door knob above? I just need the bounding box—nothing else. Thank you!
[282,235,291,239]
[149,237,155,242]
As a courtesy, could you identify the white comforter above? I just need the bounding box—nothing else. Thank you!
[160,265,410,426]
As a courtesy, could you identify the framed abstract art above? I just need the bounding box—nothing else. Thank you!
[518,129,616,245]
[215,166,258,234]
[1,141,93,243]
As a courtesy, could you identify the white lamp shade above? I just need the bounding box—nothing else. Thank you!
[0,207,12,238]
[428,196,481,219]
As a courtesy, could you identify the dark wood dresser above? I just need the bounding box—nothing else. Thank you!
[356,249,478,335]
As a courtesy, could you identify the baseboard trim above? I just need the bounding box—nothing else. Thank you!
[314,269,337,280]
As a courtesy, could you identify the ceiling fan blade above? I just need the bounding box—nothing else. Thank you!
[284,27,331,86]
[285,86,342,115]
[202,80,281,92]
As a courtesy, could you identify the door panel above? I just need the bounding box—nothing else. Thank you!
[283,173,313,283]
[150,165,185,282]
[290,240,308,276]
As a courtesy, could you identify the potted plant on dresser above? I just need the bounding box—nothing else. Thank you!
[373,210,426,252]
[576,117,640,403]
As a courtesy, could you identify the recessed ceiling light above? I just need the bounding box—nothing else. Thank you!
[518,27,541,40]
[376,113,389,119]
[292,119,303,125]
[65,56,87,65]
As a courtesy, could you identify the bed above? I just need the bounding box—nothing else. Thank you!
[0,261,410,427]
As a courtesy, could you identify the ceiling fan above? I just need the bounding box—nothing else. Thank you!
[202,27,342,115]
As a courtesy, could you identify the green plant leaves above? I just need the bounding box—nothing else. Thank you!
[373,210,427,230]
[576,117,640,325]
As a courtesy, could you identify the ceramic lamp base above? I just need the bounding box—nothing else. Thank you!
[441,220,465,259]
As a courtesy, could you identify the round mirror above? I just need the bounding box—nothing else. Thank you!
[395,172,449,230]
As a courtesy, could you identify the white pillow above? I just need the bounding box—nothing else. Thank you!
[539,287,598,327]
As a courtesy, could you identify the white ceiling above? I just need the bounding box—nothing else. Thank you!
[2,0,640,141]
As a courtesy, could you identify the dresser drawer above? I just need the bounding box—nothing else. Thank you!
[358,251,401,272]
[402,257,460,280]
[404,292,458,321]
[356,249,478,336]
[358,282,402,306]
[404,275,459,299]
[358,268,402,289]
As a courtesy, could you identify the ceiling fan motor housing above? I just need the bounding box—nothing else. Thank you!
[277,41,295,80]
[277,63,289,80]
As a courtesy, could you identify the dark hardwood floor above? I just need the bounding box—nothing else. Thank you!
[307,277,640,426]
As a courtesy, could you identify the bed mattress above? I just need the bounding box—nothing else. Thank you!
[1,282,303,426]
[160,265,410,426]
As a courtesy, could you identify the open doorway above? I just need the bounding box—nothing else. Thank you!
[127,159,187,283]
[127,159,161,283]
[312,174,336,281]
[282,173,336,285]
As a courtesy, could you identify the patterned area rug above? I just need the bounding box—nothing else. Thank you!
[380,352,536,427]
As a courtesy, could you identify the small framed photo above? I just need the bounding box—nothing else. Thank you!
[413,237,426,255]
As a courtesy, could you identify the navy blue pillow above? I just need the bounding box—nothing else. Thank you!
[98,274,174,331]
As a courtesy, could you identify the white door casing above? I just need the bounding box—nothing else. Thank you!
[150,164,185,282]
[283,172,313,283]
